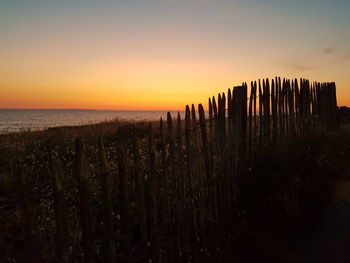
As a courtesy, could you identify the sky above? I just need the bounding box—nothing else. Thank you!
[1,0,350,110]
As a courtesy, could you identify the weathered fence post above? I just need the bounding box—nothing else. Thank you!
[148,123,160,261]
[48,143,70,263]
[263,79,271,147]
[132,135,148,244]
[294,79,301,135]
[160,117,170,222]
[98,137,115,263]
[258,80,263,149]
[116,136,132,263]
[191,104,205,242]
[242,84,248,177]
[248,82,254,161]
[167,112,176,191]
[271,79,278,145]
[75,139,94,263]
[228,89,232,138]
[289,80,296,136]
[198,104,212,196]
[185,106,192,197]
[176,112,185,200]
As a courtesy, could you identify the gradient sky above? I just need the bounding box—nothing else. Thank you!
[1,0,350,110]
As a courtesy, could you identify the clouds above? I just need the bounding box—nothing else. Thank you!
[281,42,350,74]
[282,60,313,73]
[324,47,335,54]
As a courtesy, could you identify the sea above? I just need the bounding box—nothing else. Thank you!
[0,109,182,134]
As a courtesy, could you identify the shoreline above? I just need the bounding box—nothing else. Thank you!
[0,109,188,135]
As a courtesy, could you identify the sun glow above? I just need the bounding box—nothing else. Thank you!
[1,0,349,110]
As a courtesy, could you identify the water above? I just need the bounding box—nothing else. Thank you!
[0,109,180,134]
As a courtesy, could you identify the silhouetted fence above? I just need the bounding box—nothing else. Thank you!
[44,78,338,262]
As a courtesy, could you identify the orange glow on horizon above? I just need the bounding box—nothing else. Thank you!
[1,78,349,111]
[2,57,349,110]
[1,1,349,110]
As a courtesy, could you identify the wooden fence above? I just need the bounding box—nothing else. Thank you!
[46,78,337,262]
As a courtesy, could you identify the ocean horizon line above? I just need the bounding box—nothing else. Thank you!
[0,108,185,112]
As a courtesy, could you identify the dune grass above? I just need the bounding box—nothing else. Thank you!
[1,118,350,262]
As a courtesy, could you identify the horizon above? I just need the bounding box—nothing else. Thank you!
[0,107,186,111]
[1,0,350,109]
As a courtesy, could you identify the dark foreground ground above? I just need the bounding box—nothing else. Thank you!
[240,122,350,263]
[294,110,350,263]
[248,125,350,263]
[296,201,350,263]
[1,119,350,262]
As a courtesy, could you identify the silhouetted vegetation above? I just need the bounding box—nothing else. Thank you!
[0,78,345,263]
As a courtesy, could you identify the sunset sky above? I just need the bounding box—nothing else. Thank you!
[1,0,350,110]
